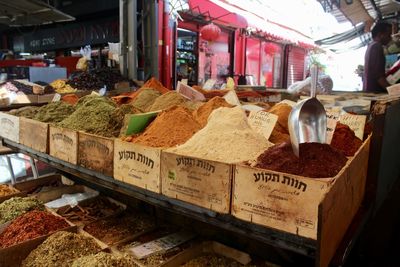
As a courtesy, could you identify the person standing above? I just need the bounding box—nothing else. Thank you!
[363,22,392,93]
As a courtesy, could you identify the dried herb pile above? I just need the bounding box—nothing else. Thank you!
[22,231,101,267]
[130,88,161,111]
[8,106,40,119]
[181,254,244,267]
[0,197,44,224]
[71,252,138,267]
[34,101,75,123]
[0,210,69,248]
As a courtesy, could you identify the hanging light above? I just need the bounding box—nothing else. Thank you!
[200,23,221,42]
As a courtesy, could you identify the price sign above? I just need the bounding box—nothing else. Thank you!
[223,90,241,106]
[340,113,367,140]
[203,79,216,90]
[248,110,278,140]
[52,93,61,102]
[326,110,340,144]
[176,81,206,101]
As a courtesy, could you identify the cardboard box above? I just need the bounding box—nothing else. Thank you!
[114,139,162,193]
[19,118,49,153]
[78,132,114,177]
[161,152,233,214]
[49,126,78,164]
[0,112,20,143]
[232,136,371,267]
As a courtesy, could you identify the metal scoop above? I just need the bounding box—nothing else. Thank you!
[288,65,327,157]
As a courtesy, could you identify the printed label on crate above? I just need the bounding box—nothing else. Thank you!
[326,110,340,144]
[130,231,196,259]
[248,110,278,140]
[340,113,366,140]
[232,166,329,239]
[0,113,19,142]
[79,136,114,176]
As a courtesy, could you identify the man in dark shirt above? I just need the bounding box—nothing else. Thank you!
[363,22,392,93]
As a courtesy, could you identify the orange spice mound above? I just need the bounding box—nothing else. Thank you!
[131,106,201,148]
[331,122,363,157]
[267,103,292,144]
[61,94,79,105]
[112,77,170,105]
[193,96,233,127]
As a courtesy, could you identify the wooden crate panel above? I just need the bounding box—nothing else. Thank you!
[19,117,49,153]
[0,112,20,143]
[317,135,371,267]
[161,151,232,214]
[232,165,329,240]
[49,126,78,164]
[114,139,161,193]
[78,132,114,177]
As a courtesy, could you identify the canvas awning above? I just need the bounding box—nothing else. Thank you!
[0,0,74,27]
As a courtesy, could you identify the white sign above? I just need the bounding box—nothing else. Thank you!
[326,111,340,144]
[176,81,206,101]
[278,99,297,107]
[129,231,195,259]
[248,110,278,140]
[203,79,216,90]
[52,93,61,102]
[340,113,367,140]
[223,90,241,106]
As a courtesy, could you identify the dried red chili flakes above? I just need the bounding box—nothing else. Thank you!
[0,210,69,248]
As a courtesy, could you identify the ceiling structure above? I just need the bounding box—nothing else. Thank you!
[0,0,74,27]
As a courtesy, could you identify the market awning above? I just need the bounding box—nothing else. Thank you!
[185,0,315,48]
[0,0,75,27]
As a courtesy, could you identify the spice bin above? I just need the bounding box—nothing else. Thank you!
[19,117,49,153]
[0,112,20,143]
[49,126,79,164]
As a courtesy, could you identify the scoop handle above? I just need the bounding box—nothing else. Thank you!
[310,64,318,98]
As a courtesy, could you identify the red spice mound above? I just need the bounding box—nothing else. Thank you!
[255,142,348,178]
[0,210,69,248]
[331,122,363,157]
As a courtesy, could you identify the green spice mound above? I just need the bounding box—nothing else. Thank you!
[71,252,139,267]
[109,104,142,137]
[0,197,44,224]
[34,102,75,123]
[131,88,161,111]
[8,106,40,119]
[58,95,117,137]
[22,231,100,267]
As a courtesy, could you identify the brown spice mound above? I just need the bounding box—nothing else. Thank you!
[0,210,69,248]
[181,253,244,267]
[267,103,292,144]
[0,184,19,197]
[255,142,348,178]
[331,122,363,156]
[147,91,189,112]
[193,96,233,127]
[132,106,201,148]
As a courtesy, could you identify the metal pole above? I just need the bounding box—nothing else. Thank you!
[127,0,138,79]
[143,0,159,80]
[119,0,128,77]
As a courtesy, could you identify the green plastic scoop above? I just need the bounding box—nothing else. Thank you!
[125,110,160,135]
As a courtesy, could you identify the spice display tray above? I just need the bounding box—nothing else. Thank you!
[162,241,251,267]
[14,94,38,104]
[56,195,126,227]
[0,213,77,267]
[161,151,233,214]
[13,174,69,193]
[78,132,114,177]
[0,112,20,143]
[114,140,162,193]
[232,135,371,267]
[0,185,25,204]
[19,117,49,153]
[49,126,78,164]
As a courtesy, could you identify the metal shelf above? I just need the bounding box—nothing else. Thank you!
[2,138,316,257]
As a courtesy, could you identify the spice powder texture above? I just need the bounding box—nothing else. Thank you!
[193,96,233,128]
[170,106,272,163]
[0,197,44,224]
[331,122,362,156]
[0,210,69,248]
[267,103,292,144]
[22,231,100,267]
[132,105,201,148]
[71,252,139,267]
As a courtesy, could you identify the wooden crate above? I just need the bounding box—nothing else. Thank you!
[19,117,49,153]
[0,216,77,267]
[13,174,64,193]
[114,139,162,193]
[14,94,38,104]
[161,152,233,214]
[78,132,114,177]
[232,136,371,267]
[49,126,78,164]
[0,112,20,143]
[162,241,251,267]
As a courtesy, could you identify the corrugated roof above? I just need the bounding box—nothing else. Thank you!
[0,0,74,27]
